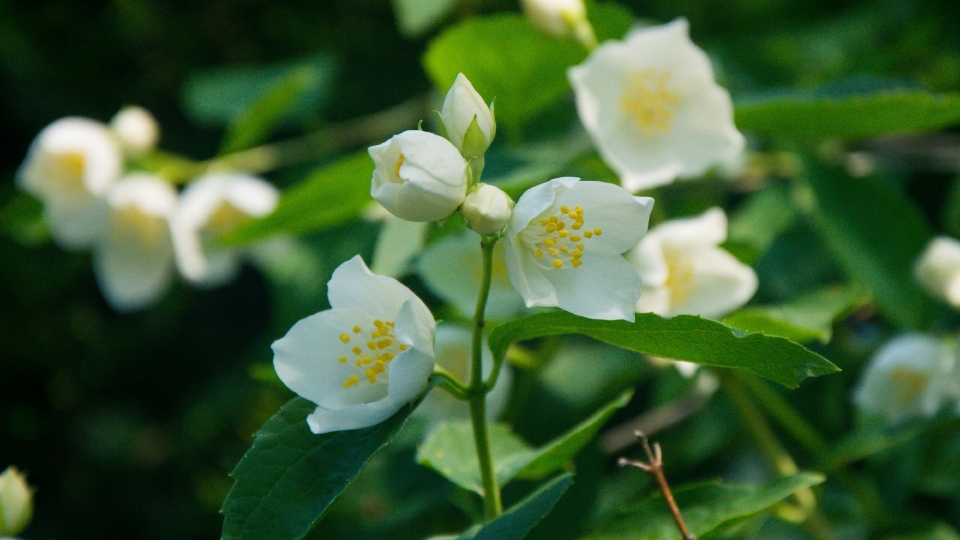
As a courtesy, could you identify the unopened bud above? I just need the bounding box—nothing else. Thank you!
[440,74,496,160]
[521,0,595,47]
[462,184,513,235]
[916,236,960,308]
[110,106,160,156]
[0,467,33,536]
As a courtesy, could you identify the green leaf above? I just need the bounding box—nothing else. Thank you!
[586,1,634,42]
[736,87,960,140]
[220,68,321,153]
[724,285,869,344]
[458,474,574,540]
[417,392,631,492]
[182,53,337,127]
[220,389,429,540]
[0,192,48,246]
[584,473,825,540]
[488,312,838,389]
[222,152,373,245]
[803,159,936,328]
[726,183,797,259]
[423,15,585,131]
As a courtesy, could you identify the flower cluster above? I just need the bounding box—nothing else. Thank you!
[17,110,279,311]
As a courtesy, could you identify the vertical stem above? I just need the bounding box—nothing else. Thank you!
[470,238,502,519]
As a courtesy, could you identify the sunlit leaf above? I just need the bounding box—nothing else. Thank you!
[222,152,372,245]
[488,312,839,388]
[584,473,825,540]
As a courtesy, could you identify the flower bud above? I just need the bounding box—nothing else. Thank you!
[521,0,594,46]
[461,184,513,235]
[916,236,960,308]
[0,467,33,536]
[440,74,496,160]
[110,106,160,156]
[369,130,468,222]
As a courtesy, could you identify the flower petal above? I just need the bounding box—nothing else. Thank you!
[666,246,757,318]
[327,255,424,320]
[547,254,642,321]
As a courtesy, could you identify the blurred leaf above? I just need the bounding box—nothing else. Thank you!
[584,473,825,540]
[222,152,372,245]
[885,523,960,540]
[724,284,869,344]
[417,392,630,493]
[182,53,337,127]
[489,312,838,389]
[392,0,459,38]
[822,423,924,471]
[586,1,634,42]
[0,192,48,246]
[803,159,936,328]
[221,68,322,153]
[423,15,584,131]
[736,86,960,140]
[727,183,797,258]
[370,216,429,278]
[457,474,574,540]
[220,388,429,540]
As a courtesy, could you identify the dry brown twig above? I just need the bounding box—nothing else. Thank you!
[618,430,696,540]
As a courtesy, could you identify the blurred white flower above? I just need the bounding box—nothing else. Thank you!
[93,174,178,312]
[461,184,513,235]
[503,177,654,321]
[272,256,436,434]
[171,173,279,286]
[16,117,123,249]
[418,229,526,320]
[521,0,595,47]
[567,19,744,192]
[110,106,160,156]
[440,73,496,160]
[367,206,430,278]
[369,130,468,222]
[414,324,513,423]
[854,334,960,425]
[0,467,32,537]
[915,235,960,308]
[628,207,757,318]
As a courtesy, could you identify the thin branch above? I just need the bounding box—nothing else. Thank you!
[619,431,696,540]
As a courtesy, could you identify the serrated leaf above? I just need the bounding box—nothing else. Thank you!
[221,152,373,245]
[803,159,936,328]
[458,474,574,540]
[182,53,337,127]
[584,473,825,540]
[417,392,630,493]
[736,87,960,140]
[724,284,868,344]
[488,312,838,388]
[220,387,430,540]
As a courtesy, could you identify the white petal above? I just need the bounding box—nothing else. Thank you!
[666,246,757,318]
[327,256,428,321]
[503,229,558,307]
[393,298,437,357]
[626,234,669,288]
[650,207,728,247]
[371,215,429,278]
[635,284,671,315]
[556,182,654,255]
[43,195,110,250]
[547,255,642,321]
[507,177,577,233]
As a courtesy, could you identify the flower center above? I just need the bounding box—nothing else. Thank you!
[393,153,406,180]
[890,368,930,404]
[206,201,248,237]
[620,70,681,138]
[112,206,168,247]
[663,250,697,308]
[50,151,86,191]
[337,319,409,388]
[520,205,602,270]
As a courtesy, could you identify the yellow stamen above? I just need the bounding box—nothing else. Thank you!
[339,333,350,343]
[352,325,361,334]
[338,356,348,363]
[553,259,563,268]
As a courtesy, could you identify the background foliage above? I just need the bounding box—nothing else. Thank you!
[3,0,960,538]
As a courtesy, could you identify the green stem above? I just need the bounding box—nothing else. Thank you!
[432,367,470,401]
[738,374,827,458]
[470,238,502,520]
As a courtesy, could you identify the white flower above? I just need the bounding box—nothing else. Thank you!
[171,173,279,286]
[110,106,160,156]
[414,324,513,423]
[272,256,437,434]
[16,117,123,249]
[628,207,757,318]
[521,0,594,46]
[440,73,496,159]
[93,174,178,312]
[915,236,960,308]
[503,177,654,321]
[461,184,513,235]
[418,230,526,320]
[854,334,960,425]
[567,19,745,192]
[369,130,468,222]
[0,467,32,537]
